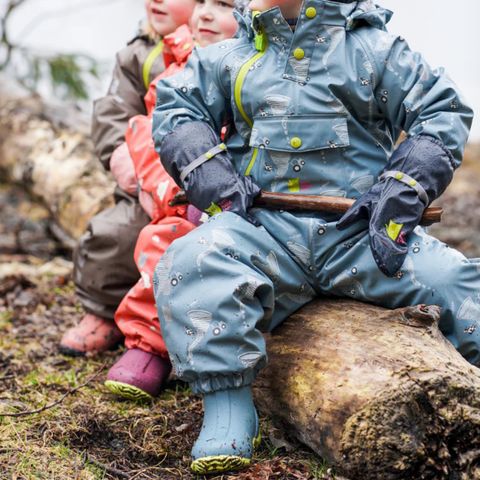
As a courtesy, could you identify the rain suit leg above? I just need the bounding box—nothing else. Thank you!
[153,211,317,394]
[154,209,480,395]
[115,218,195,355]
[73,188,150,320]
[114,112,195,354]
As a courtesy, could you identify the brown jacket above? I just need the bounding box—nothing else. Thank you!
[92,31,165,170]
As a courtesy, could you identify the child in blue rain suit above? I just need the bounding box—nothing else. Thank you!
[152,0,476,474]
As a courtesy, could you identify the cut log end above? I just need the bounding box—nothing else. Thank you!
[342,377,480,480]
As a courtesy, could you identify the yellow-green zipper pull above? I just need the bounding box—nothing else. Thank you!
[254,30,266,52]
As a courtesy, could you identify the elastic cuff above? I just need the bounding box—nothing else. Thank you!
[417,134,458,170]
[190,369,259,394]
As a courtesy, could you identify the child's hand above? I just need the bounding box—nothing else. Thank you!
[110,142,138,195]
[338,135,456,277]
[337,180,423,277]
[159,121,261,222]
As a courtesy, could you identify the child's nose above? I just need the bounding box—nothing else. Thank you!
[199,6,214,20]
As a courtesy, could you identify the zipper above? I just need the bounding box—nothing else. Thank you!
[142,40,164,90]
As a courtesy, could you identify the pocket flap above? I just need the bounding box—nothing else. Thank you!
[249,115,350,152]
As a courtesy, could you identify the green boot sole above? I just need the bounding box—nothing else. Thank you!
[190,432,261,475]
[104,380,153,402]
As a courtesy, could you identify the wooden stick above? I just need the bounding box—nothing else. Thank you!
[170,191,442,226]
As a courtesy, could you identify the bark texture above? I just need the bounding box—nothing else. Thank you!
[0,76,115,244]
[254,299,480,480]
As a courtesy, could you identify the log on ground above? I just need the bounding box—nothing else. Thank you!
[254,299,480,480]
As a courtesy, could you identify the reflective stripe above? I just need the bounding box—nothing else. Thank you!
[288,178,300,192]
[234,28,267,175]
[244,147,259,176]
[142,40,164,90]
[179,143,227,183]
[234,49,266,128]
[380,170,429,205]
[385,220,404,242]
[205,202,222,216]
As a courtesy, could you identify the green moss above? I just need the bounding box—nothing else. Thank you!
[309,458,334,479]
[0,310,12,330]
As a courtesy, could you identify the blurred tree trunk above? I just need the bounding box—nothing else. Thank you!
[0,75,114,246]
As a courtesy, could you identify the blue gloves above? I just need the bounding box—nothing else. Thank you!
[159,121,260,221]
[337,135,457,276]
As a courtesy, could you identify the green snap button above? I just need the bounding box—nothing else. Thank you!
[293,48,305,60]
[305,7,316,19]
[395,172,404,180]
[290,137,302,149]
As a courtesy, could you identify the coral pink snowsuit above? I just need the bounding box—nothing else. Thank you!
[114,25,196,357]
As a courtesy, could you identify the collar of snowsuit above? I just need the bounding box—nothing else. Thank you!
[234,0,393,43]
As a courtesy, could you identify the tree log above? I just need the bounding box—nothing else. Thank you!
[0,75,115,245]
[254,299,480,479]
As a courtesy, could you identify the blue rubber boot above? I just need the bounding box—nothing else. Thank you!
[190,386,261,475]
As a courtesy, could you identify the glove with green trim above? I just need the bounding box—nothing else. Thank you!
[159,121,260,222]
[337,135,457,276]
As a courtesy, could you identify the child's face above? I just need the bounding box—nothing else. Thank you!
[145,0,196,36]
[191,0,237,47]
[248,0,302,17]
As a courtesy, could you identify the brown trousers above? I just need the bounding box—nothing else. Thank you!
[73,188,150,320]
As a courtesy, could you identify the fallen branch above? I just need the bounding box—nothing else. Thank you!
[0,76,115,243]
[84,453,130,479]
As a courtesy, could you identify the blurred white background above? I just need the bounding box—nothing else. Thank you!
[4,0,479,139]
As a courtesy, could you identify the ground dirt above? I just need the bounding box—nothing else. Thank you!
[1,143,479,480]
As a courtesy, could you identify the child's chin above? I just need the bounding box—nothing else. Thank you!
[150,20,175,37]
[197,34,220,48]
[248,0,264,11]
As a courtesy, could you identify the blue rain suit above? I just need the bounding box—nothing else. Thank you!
[152,1,477,394]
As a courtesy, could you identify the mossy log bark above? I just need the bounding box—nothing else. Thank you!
[254,299,480,480]
[0,76,114,245]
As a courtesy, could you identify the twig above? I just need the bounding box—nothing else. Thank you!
[0,0,27,69]
[84,453,130,479]
[0,363,107,417]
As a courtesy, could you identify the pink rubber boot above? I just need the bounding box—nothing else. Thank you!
[105,348,172,401]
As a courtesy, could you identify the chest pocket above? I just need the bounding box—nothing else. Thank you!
[249,115,350,153]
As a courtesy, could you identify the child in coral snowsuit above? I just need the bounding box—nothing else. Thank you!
[151,0,477,474]
[59,0,196,356]
[104,0,242,401]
